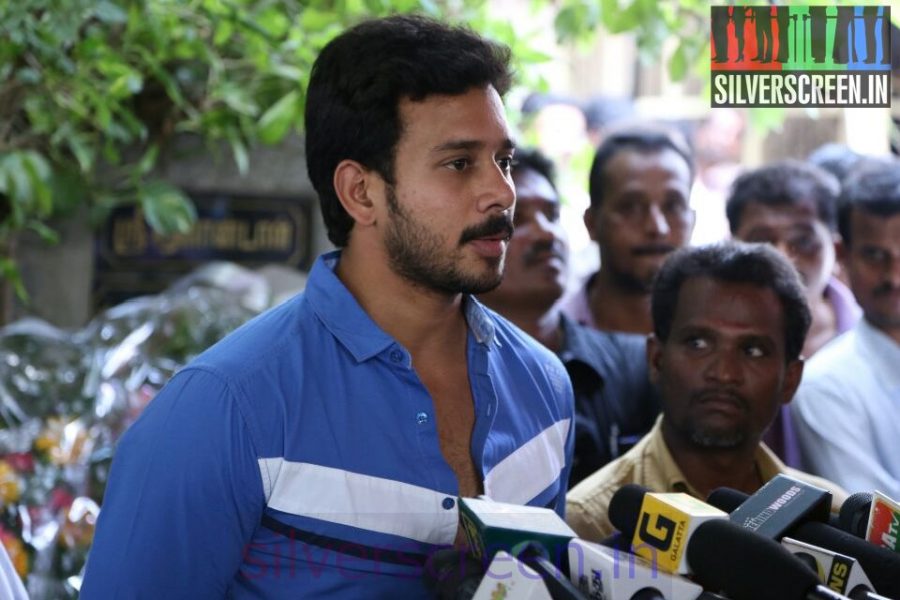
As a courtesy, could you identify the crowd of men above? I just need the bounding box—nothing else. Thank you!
[16,14,891,599]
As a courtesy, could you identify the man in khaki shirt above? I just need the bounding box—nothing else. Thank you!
[566,243,847,541]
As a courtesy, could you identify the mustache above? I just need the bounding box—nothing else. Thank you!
[523,239,567,267]
[691,389,749,411]
[632,243,676,256]
[872,282,900,297]
[459,214,514,245]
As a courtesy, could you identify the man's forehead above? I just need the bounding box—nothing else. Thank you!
[513,169,558,203]
[741,199,819,224]
[397,86,511,144]
[672,277,783,328]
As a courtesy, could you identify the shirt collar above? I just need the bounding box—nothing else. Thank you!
[305,250,498,362]
[645,415,786,497]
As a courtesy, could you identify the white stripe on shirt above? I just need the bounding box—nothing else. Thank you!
[257,459,458,545]
[484,418,570,505]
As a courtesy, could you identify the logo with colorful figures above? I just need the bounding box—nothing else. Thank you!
[711,5,891,107]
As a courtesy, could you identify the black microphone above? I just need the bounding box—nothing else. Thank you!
[839,493,874,539]
[707,487,900,598]
[423,548,486,600]
[607,486,852,599]
[687,519,852,600]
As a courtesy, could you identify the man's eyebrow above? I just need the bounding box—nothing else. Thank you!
[430,138,516,153]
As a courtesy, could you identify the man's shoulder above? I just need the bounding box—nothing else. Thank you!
[564,318,647,367]
[565,451,639,541]
[191,291,313,384]
[483,305,569,379]
[802,325,863,381]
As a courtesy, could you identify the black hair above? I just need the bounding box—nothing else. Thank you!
[304,15,513,247]
[807,143,864,185]
[512,147,557,192]
[726,160,840,232]
[837,159,900,247]
[588,124,694,210]
[651,242,811,362]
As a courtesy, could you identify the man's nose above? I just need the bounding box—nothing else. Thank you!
[705,349,744,384]
[477,164,515,214]
[645,205,671,236]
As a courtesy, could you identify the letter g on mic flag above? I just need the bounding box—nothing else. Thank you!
[629,493,727,575]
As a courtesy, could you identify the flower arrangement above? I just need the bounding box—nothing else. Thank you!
[0,263,271,598]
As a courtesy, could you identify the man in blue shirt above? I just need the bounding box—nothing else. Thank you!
[81,15,574,599]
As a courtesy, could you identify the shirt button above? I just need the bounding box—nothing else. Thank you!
[442,497,455,510]
[416,411,429,424]
[390,349,404,363]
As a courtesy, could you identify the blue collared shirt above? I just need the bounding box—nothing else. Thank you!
[82,251,574,599]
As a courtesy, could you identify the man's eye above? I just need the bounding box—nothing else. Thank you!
[861,248,889,264]
[447,159,470,171]
[686,337,709,350]
[497,156,513,172]
[744,345,766,358]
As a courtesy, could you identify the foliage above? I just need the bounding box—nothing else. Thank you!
[0,0,566,301]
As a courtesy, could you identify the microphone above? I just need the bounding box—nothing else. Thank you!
[470,550,555,600]
[424,548,560,600]
[839,493,874,539]
[860,491,900,553]
[567,538,705,600]
[607,484,727,574]
[719,474,834,538]
[608,485,853,600]
[458,497,576,574]
[707,487,900,597]
[686,519,853,600]
[708,486,841,528]
[781,537,886,600]
[516,543,589,600]
[423,548,489,600]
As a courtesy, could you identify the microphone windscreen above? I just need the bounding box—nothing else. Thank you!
[607,483,651,539]
[706,487,747,513]
[686,519,818,600]
[838,492,873,538]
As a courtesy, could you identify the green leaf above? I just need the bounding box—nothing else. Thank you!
[26,220,60,244]
[136,144,159,177]
[21,152,53,215]
[68,133,95,174]
[257,90,299,145]
[140,181,197,235]
[95,1,129,24]
[0,257,28,302]
[229,135,249,176]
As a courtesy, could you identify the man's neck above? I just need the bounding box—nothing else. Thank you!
[661,418,764,500]
[336,244,468,357]
[804,290,837,356]
[588,270,653,334]
[488,301,562,353]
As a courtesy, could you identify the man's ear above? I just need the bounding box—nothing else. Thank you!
[646,333,662,386]
[583,207,599,242]
[780,358,805,406]
[333,159,377,228]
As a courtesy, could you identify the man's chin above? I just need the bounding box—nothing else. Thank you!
[689,427,746,449]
